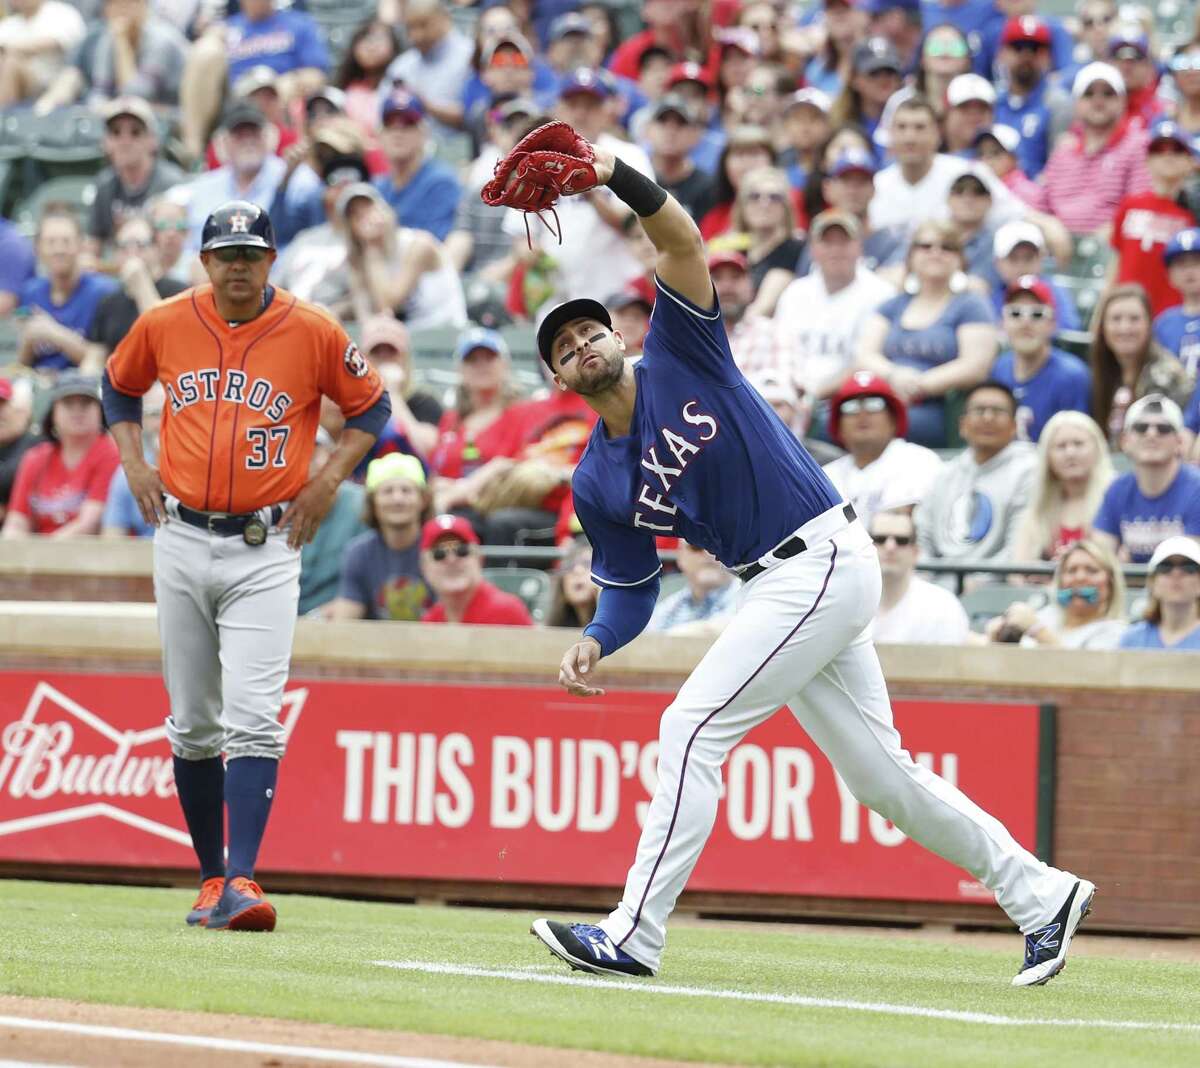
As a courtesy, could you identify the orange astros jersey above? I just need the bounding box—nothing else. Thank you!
[106,284,383,514]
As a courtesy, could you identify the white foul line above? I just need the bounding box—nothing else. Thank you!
[0,1016,499,1068]
[373,960,1200,1035]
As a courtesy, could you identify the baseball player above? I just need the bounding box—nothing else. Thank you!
[101,200,390,931]
[485,126,1094,987]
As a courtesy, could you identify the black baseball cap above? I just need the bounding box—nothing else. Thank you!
[536,298,612,368]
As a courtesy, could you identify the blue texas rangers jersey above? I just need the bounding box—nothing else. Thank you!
[571,277,841,588]
[1152,305,1200,380]
[991,347,1091,443]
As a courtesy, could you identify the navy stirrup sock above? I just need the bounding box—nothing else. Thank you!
[172,755,225,882]
[224,756,278,882]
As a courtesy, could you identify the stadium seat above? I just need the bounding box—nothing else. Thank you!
[410,324,463,368]
[499,323,538,364]
[1055,329,1092,361]
[0,316,20,362]
[14,175,97,236]
[1051,275,1102,326]
[959,584,1047,633]
[482,567,552,621]
[27,106,105,168]
[307,0,375,26]
[1063,236,1111,281]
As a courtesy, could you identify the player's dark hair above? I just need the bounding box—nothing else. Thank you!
[964,379,1018,416]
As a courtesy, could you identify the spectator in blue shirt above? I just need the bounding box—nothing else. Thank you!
[17,205,117,374]
[980,6,1074,79]
[372,89,462,242]
[380,0,475,136]
[991,17,1059,178]
[0,217,35,318]
[1093,394,1200,563]
[102,383,163,538]
[920,0,996,72]
[1153,228,1200,381]
[1119,536,1200,651]
[647,542,739,637]
[989,220,1081,331]
[179,0,328,163]
[992,276,1091,442]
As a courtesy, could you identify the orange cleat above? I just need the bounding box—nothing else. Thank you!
[186,877,225,927]
[205,876,277,932]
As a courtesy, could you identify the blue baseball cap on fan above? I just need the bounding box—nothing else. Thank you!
[1148,117,1200,157]
[381,88,424,124]
[558,67,611,100]
[453,326,510,361]
[1164,227,1200,264]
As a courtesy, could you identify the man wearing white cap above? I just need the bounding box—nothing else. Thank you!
[1031,63,1151,234]
[989,220,1080,330]
[943,74,996,157]
[1118,536,1200,651]
[1092,394,1200,563]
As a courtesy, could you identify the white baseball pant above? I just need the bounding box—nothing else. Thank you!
[154,512,300,762]
[600,513,1076,972]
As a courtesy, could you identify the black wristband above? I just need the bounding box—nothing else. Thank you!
[607,156,668,218]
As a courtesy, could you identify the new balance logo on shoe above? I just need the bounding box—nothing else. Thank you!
[1012,879,1096,987]
[530,918,654,978]
[586,932,619,962]
[1025,921,1061,965]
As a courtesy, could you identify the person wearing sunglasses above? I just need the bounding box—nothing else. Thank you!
[914,24,973,118]
[1110,119,1197,318]
[729,167,803,316]
[870,508,969,644]
[823,370,943,525]
[1093,394,1200,564]
[1119,535,1200,650]
[86,214,189,363]
[1167,41,1200,142]
[148,195,192,286]
[991,276,1091,443]
[984,538,1126,650]
[418,513,533,626]
[1104,25,1164,130]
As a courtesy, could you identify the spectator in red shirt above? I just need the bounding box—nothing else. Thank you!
[1033,62,1151,235]
[1,373,118,538]
[607,0,689,82]
[1110,118,1196,316]
[419,514,533,626]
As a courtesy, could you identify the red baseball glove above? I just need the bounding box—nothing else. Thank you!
[480,122,598,242]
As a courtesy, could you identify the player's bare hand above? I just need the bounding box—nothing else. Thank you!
[592,146,616,186]
[125,458,167,527]
[277,473,337,550]
[558,637,605,697]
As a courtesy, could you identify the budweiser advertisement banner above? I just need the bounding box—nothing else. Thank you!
[0,672,1047,903]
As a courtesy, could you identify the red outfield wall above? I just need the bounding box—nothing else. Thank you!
[0,672,1045,907]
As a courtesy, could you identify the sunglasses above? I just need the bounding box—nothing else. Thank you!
[912,240,959,253]
[211,246,268,263]
[1155,559,1200,576]
[431,543,472,561]
[1003,304,1051,320]
[154,219,189,232]
[1055,586,1100,605]
[1130,421,1177,436]
[871,533,914,547]
[1080,14,1114,29]
[116,238,153,251]
[747,190,787,202]
[489,51,529,69]
[1008,41,1047,54]
[839,396,888,415]
[1170,53,1200,73]
[924,39,970,59]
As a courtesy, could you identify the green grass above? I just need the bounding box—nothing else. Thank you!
[2,880,1198,1067]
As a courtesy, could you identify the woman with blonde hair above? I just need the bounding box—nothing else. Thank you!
[1011,411,1114,564]
[1088,284,1193,444]
[855,219,998,445]
[985,538,1127,650]
[728,166,804,316]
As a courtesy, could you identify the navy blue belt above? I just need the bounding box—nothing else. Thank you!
[738,503,856,583]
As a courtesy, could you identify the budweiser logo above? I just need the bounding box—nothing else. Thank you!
[0,681,307,846]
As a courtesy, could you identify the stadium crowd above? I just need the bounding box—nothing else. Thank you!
[0,0,1199,651]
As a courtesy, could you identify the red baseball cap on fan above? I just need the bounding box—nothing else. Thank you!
[0,378,12,403]
[706,249,748,273]
[828,371,908,446]
[420,514,481,551]
[666,61,713,91]
[1001,16,1052,47]
[1004,274,1054,306]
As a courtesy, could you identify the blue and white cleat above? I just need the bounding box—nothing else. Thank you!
[1012,879,1096,987]
[531,919,654,978]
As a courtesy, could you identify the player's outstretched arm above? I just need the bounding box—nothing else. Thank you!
[595,147,713,311]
